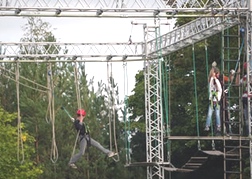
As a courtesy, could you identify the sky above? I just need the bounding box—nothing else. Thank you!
[0,16,174,102]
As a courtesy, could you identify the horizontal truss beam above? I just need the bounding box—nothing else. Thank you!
[0,0,248,18]
[166,136,251,140]
[0,8,248,18]
[0,58,144,63]
[0,0,248,9]
[0,42,143,62]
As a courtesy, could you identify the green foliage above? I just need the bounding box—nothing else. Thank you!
[0,107,43,179]
[2,14,248,179]
[128,71,145,128]
[126,20,249,177]
[1,17,134,178]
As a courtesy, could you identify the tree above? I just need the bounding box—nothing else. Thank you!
[0,16,158,178]
[0,107,43,179]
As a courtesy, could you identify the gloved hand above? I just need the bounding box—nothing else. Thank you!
[230,69,235,75]
[212,61,217,67]
[71,117,75,122]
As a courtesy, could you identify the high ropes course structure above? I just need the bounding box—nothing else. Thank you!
[0,0,251,178]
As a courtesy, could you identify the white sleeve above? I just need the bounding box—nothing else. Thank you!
[216,78,222,101]
[208,77,213,100]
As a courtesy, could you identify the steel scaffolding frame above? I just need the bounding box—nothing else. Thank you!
[0,0,251,179]
[143,22,165,178]
[246,8,252,179]
[0,0,248,17]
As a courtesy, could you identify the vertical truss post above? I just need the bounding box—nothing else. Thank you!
[144,20,164,179]
[247,2,252,178]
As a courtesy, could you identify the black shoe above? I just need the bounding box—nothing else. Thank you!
[216,129,222,136]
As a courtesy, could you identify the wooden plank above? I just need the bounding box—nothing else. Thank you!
[201,150,224,156]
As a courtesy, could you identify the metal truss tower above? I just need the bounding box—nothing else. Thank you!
[143,18,166,178]
[0,0,251,179]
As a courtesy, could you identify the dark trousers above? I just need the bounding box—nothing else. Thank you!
[220,97,232,134]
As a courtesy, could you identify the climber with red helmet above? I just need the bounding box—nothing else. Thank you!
[68,109,116,169]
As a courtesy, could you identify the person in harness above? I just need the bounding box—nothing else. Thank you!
[210,61,235,135]
[204,67,223,134]
[68,109,116,169]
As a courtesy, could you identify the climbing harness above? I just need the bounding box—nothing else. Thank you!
[210,91,220,110]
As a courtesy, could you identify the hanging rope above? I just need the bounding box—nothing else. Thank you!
[154,14,171,162]
[123,61,131,164]
[0,66,49,92]
[205,40,215,137]
[16,61,24,164]
[127,21,134,45]
[69,60,82,163]
[45,63,53,124]
[107,61,113,151]
[205,40,209,85]
[47,63,58,163]
[167,55,172,161]
[107,61,119,162]
[192,44,202,150]
[74,61,81,108]
[161,56,171,161]
[224,29,245,93]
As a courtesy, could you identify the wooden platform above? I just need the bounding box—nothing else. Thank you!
[201,150,224,156]
[125,162,172,167]
[124,149,240,173]
[165,135,251,140]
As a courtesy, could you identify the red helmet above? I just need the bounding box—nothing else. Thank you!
[76,109,86,116]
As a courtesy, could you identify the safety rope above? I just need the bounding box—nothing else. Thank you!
[224,28,245,92]
[47,63,58,163]
[1,73,48,93]
[192,44,201,150]
[16,61,24,164]
[74,61,81,109]
[107,61,113,150]
[204,40,216,147]
[0,66,49,92]
[204,39,209,150]
[45,64,53,124]
[167,56,172,157]
[123,61,131,164]
[69,60,82,163]
[205,40,209,85]
[162,56,171,160]
[127,21,134,45]
[107,61,119,162]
